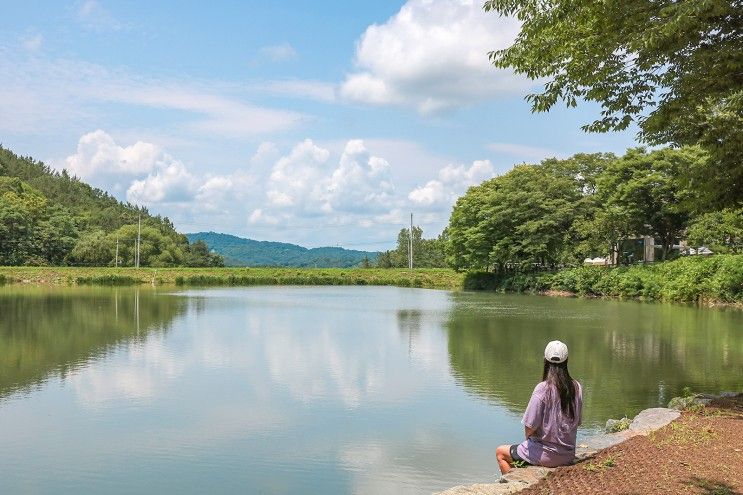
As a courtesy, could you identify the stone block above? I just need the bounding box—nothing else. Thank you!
[434,466,552,495]
[629,407,680,433]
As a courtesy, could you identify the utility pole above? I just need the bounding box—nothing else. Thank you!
[136,214,141,268]
[115,236,119,267]
[409,212,413,270]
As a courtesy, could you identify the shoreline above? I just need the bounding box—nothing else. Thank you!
[537,288,743,310]
[0,266,465,291]
[1,266,741,309]
[436,392,743,495]
[463,255,743,309]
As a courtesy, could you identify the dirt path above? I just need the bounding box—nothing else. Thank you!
[519,395,743,495]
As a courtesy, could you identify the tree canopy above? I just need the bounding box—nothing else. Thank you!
[484,0,743,206]
[446,147,714,271]
[377,226,448,268]
[687,207,743,254]
[447,155,598,271]
[589,147,705,260]
[0,146,222,267]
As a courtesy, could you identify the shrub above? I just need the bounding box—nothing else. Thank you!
[463,255,743,304]
[551,268,579,292]
[617,271,644,298]
[76,275,139,286]
[463,272,499,290]
[667,395,705,412]
[708,255,743,302]
[639,274,662,299]
[573,267,605,295]
[605,417,632,433]
[185,275,225,286]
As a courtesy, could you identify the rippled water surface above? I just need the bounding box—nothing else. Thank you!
[1,286,741,494]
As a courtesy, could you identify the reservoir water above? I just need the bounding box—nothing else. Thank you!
[1,285,741,494]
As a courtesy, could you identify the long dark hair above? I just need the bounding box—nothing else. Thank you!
[543,359,577,419]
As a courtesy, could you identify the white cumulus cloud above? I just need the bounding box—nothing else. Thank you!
[408,159,494,208]
[64,130,202,205]
[340,0,527,114]
[127,160,198,205]
[65,130,160,178]
[260,139,396,221]
[64,130,167,195]
[327,140,394,213]
[195,172,256,214]
[266,139,332,214]
[60,131,494,248]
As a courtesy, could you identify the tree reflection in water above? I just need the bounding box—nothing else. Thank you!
[445,292,743,427]
[0,287,187,400]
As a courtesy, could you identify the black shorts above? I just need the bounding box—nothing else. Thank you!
[510,444,530,465]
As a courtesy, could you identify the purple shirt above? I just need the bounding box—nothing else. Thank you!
[516,380,582,467]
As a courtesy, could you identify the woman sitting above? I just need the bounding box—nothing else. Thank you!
[496,340,583,478]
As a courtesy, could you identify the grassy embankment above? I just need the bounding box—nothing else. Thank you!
[0,266,464,290]
[465,254,743,305]
[1,255,741,305]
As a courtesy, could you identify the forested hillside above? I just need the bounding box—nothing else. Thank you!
[0,146,222,267]
[187,232,377,268]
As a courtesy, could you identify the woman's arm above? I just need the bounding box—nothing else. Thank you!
[522,383,545,440]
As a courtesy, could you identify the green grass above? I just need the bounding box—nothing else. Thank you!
[0,266,465,290]
[463,254,743,305]
[75,275,141,286]
[584,455,617,472]
[2,256,741,306]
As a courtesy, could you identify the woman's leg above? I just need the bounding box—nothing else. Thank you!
[495,445,513,474]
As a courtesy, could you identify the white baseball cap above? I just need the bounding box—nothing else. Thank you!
[544,340,568,363]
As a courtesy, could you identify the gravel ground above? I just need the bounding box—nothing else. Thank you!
[519,394,743,495]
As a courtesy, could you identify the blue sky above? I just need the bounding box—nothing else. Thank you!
[0,0,638,250]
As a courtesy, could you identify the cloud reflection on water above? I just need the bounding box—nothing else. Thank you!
[4,286,741,494]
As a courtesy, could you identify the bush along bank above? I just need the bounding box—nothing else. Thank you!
[463,254,743,305]
[173,270,445,288]
[0,267,464,291]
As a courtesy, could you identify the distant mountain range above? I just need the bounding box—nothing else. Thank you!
[186,232,379,268]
